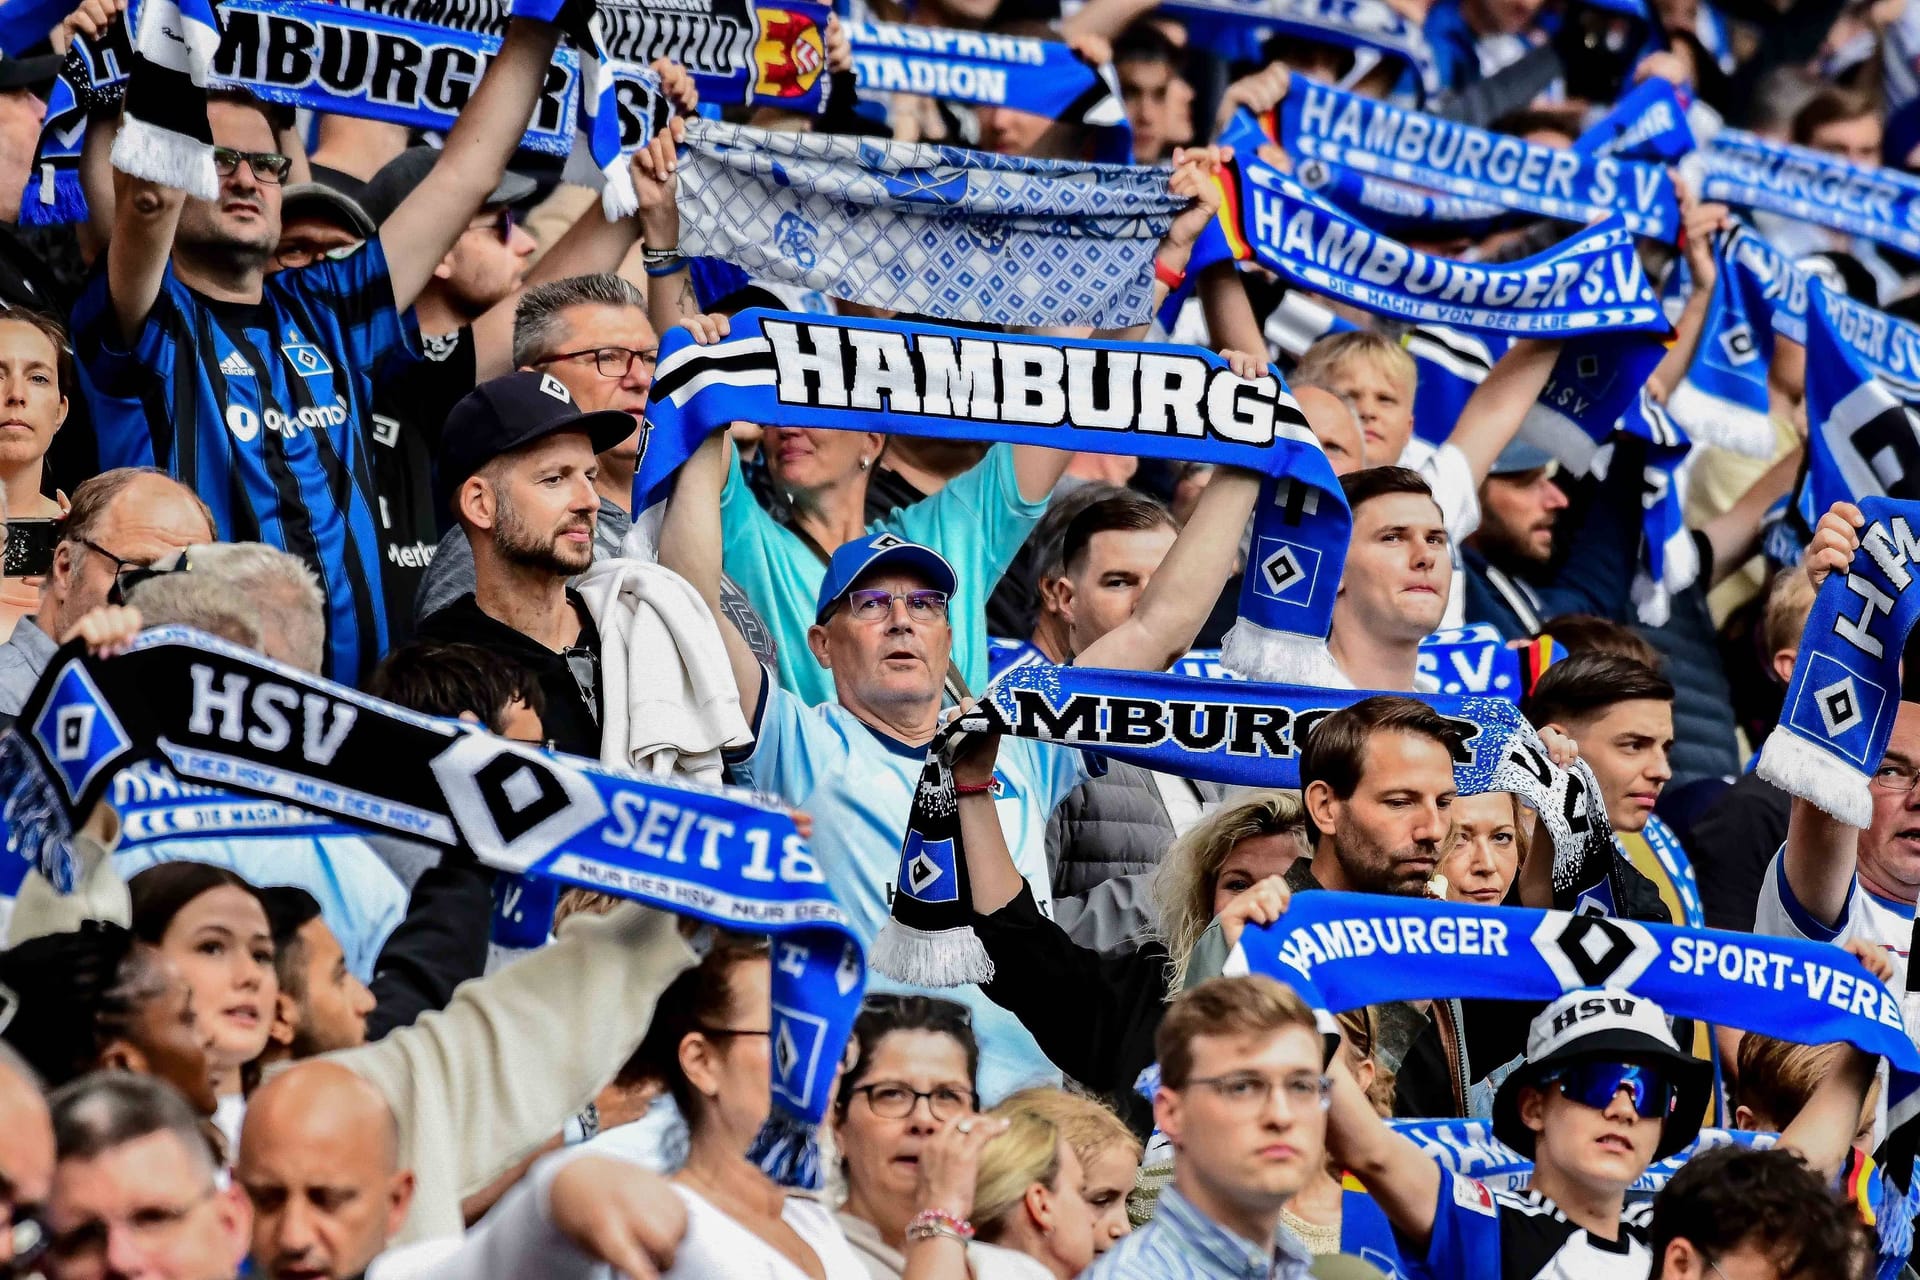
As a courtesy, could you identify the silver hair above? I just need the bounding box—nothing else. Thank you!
[513,274,648,368]
[126,542,326,674]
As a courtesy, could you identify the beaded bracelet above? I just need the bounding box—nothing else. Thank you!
[906,1209,975,1243]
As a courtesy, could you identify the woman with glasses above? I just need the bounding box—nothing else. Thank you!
[943,715,1306,1137]
[0,310,73,641]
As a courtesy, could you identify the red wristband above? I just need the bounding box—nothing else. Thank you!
[1154,256,1187,291]
[954,781,994,796]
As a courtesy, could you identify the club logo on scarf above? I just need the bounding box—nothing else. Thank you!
[900,831,959,904]
[1253,537,1317,602]
[752,7,824,99]
[1532,913,1660,990]
[30,663,129,807]
[430,734,607,872]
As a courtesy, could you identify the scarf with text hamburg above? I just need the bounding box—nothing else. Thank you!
[872,665,1626,986]
[673,120,1184,330]
[637,309,1350,683]
[1275,79,1681,242]
[1206,144,1668,337]
[0,627,864,1187]
[1759,497,1920,827]
[1695,129,1920,257]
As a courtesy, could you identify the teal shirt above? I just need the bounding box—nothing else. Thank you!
[720,444,1048,706]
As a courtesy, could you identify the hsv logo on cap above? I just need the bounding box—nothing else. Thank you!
[539,373,573,403]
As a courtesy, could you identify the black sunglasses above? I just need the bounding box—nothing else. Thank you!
[86,542,193,606]
[564,646,599,725]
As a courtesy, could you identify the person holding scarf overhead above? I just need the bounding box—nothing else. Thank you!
[662,345,1274,1101]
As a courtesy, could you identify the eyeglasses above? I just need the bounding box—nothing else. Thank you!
[836,589,950,623]
[274,240,361,270]
[82,539,189,606]
[46,1184,218,1266]
[471,205,517,245]
[850,1082,977,1120]
[563,646,600,726]
[1872,761,1920,793]
[532,347,658,380]
[212,146,293,186]
[1541,1061,1675,1120]
[1185,1071,1333,1113]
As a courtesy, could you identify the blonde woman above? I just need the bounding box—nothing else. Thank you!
[955,722,1305,1135]
[992,1089,1139,1253]
[971,1095,1103,1280]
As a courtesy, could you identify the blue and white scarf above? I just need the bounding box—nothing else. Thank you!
[1277,80,1681,241]
[21,53,88,226]
[1666,232,1778,458]
[879,662,1619,985]
[673,120,1184,330]
[1287,151,1517,244]
[1390,1119,1770,1192]
[1577,77,1697,163]
[0,628,865,1186]
[1415,623,1563,702]
[1696,129,1920,257]
[1793,288,1920,549]
[1231,893,1920,1115]
[639,309,1351,681]
[1405,325,1506,447]
[1212,147,1668,336]
[1155,0,1440,103]
[845,20,1126,146]
[1759,497,1920,828]
[1619,389,1699,628]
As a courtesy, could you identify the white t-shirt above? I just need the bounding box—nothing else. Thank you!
[1752,845,1915,984]
[667,1187,870,1280]
[1399,437,1479,631]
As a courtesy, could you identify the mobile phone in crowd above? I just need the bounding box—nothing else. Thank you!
[4,517,63,578]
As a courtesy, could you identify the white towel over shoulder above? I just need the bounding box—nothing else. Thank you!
[575,559,752,785]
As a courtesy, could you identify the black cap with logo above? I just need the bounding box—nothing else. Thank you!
[436,371,634,517]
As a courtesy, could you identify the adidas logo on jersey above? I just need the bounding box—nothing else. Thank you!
[219,352,255,377]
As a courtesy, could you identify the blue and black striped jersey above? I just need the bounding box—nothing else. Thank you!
[73,241,417,682]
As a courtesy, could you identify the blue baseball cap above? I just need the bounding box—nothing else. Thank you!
[815,533,958,623]
[1489,440,1557,476]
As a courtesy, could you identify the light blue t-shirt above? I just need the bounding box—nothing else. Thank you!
[107,761,407,981]
[721,443,1048,707]
[729,681,1091,1103]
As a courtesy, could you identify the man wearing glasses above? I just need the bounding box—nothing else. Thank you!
[41,1073,250,1280]
[0,1041,53,1275]
[72,5,567,684]
[1320,987,1870,1280]
[0,468,212,726]
[1082,975,1327,1280]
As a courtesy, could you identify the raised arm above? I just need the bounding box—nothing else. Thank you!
[1324,1047,1442,1250]
[657,426,765,717]
[105,152,186,342]
[1646,195,1730,405]
[1076,372,1264,673]
[950,722,1027,914]
[1777,1038,1878,1180]
[1778,503,1868,928]
[379,17,562,310]
[1443,337,1563,487]
[1699,444,1802,589]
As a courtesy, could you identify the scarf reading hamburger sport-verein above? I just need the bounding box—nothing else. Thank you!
[872,664,1624,986]
[0,627,865,1187]
[1203,133,1668,337]
[1229,893,1920,1174]
[636,308,1351,684]
[1759,497,1920,828]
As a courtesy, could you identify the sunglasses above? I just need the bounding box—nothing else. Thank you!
[212,146,293,185]
[564,645,600,726]
[1542,1061,1675,1120]
[473,205,517,245]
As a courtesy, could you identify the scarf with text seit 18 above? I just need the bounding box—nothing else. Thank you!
[0,627,864,1188]
[871,664,1624,987]
[637,308,1351,684]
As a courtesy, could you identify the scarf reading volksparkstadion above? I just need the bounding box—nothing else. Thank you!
[1204,131,1668,337]
[1694,128,1920,257]
[1230,892,1920,1134]
[639,308,1351,682]
[672,121,1182,329]
[1759,497,1920,828]
[1273,79,1681,242]
[0,628,866,1187]
[871,664,1625,986]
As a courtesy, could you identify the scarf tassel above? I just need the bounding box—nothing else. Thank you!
[110,114,219,200]
[1665,380,1775,459]
[868,917,995,988]
[1757,726,1874,828]
[748,1107,825,1189]
[1218,620,1347,687]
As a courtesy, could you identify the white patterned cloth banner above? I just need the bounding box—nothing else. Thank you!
[674,119,1184,328]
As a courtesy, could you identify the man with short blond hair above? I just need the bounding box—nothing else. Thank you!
[1083,975,1327,1280]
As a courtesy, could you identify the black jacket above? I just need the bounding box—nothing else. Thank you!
[417,591,604,758]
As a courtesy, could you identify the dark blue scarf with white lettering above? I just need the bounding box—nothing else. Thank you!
[1666,233,1778,459]
[1759,497,1920,828]
[1579,78,1697,163]
[1415,624,1563,702]
[0,628,864,1187]
[638,308,1351,683]
[1697,129,1920,257]
[1156,0,1440,101]
[844,20,1128,158]
[871,662,1628,987]
[1233,893,1920,1120]
[1276,79,1681,242]
[1209,145,1668,336]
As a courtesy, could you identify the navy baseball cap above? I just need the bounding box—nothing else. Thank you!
[437,371,635,516]
[1489,440,1557,476]
[815,533,958,623]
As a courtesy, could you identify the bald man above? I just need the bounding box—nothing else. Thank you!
[0,1042,52,1269]
[237,1062,414,1280]
[1294,384,1366,477]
